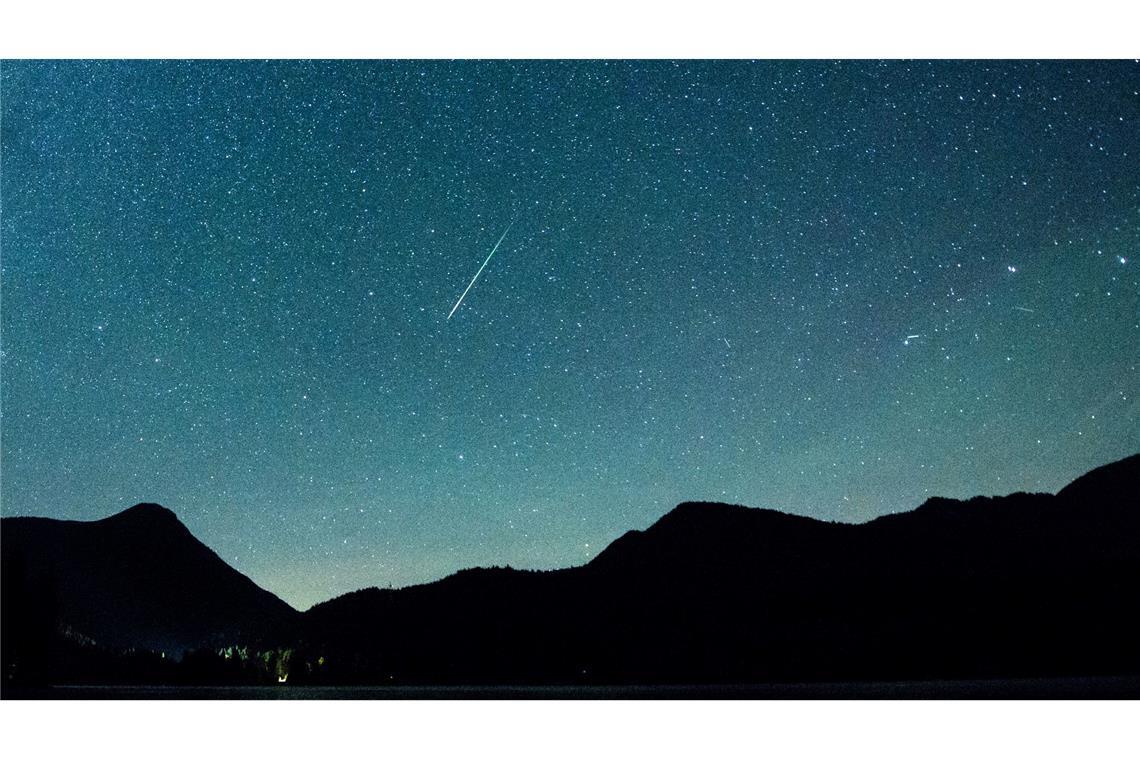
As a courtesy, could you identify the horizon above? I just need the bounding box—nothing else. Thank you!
[4,451,1137,611]
[2,60,1137,609]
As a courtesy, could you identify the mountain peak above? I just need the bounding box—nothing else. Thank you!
[2,501,297,656]
[1057,453,1140,504]
[651,500,823,533]
[659,500,751,522]
[107,502,179,522]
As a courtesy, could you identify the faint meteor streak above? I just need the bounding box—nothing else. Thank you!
[447,219,516,320]
[1012,306,1036,313]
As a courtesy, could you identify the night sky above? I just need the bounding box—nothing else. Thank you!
[2,60,1137,609]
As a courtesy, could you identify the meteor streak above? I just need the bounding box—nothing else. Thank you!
[447,219,516,320]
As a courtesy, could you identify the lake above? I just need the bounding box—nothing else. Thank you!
[7,676,1140,699]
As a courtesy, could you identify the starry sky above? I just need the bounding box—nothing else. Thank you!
[2,60,1137,609]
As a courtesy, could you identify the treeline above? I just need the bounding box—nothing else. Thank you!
[4,628,336,688]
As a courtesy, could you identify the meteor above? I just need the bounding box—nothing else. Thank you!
[447,219,516,320]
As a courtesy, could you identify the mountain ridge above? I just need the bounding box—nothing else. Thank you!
[297,453,1139,685]
[308,452,1140,602]
[1,500,299,661]
[3,453,1138,688]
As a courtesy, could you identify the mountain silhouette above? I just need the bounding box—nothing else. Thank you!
[301,454,1140,685]
[1,502,298,672]
[3,454,1138,690]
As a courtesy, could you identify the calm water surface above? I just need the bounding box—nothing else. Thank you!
[8,676,1140,699]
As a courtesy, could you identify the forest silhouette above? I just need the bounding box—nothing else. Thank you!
[3,453,1138,694]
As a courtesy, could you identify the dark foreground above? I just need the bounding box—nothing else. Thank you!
[6,456,1139,693]
[7,675,1140,700]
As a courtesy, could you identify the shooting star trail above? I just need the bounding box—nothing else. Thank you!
[904,334,921,345]
[1012,306,1036,313]
[723,338,731,349]
[447,219,516,320]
